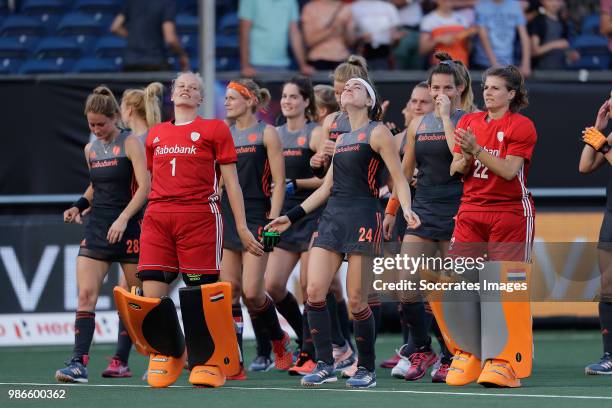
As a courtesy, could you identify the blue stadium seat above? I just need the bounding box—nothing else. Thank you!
[572,34,609,52]
[0,36,31,58]
[57,12,106,35]
[34,36,84,58]
[73,0,121,15]
[73,56,121,72]
[177,0,197,15]
[22,0,70,15]
[216,35,239,71]
[216,55,239,71]
[0,57,24,74]
[176,13,198,34]
[570,54,611,70]
[569,34,611,70]
[94,34,125,57]
[21,0,70,33]
[168,53,198,71]
[216,34,238,54]
[217,12,238,37]
[216,0,237,17]
[581,14,601,35]
[0,15,46,36]
[180,33,197,53]
[19,57,75,73]
[67,34,97,53]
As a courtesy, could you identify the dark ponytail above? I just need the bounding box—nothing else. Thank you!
[427,52,463,88]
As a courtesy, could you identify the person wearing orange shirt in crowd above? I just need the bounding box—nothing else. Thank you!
[418,0,478,67]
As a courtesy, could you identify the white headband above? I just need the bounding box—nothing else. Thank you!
[347,77,376,108]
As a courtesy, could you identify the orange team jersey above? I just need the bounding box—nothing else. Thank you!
[453,111,537,216]
[145,117,237,213]
[420,11,470,66]
[430,25,469,66]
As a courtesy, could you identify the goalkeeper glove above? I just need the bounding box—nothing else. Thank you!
[583,127,611,153]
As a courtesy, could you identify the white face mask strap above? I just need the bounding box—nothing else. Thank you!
[347,78,376,108]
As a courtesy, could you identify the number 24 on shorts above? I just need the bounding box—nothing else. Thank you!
[358,227,373,242]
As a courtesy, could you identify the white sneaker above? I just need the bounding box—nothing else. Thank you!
[391,354,412,379]
[430,354,442,378]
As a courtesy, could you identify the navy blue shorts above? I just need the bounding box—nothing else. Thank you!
[406,184,461,242]
[221,197,269,252]
[313,197,383,256]
[277,197,322,253]
[78,207,142,263]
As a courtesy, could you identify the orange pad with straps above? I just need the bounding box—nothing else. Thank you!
[179,282,241,379]
[480,262,532,378]
[113,286,185,358]
[113,286,159,356]
[425,271,481,357]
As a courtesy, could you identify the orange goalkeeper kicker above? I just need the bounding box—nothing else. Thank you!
[113,286,160,356]
[179,282,241,387]
[199,282,241,377]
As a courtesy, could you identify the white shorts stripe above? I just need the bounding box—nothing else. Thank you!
[208,201,223,270]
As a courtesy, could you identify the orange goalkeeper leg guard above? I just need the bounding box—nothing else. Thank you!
[113,287,186,388]
[427,270,483,386]
[478,262,532,388]
[180,282,241,388]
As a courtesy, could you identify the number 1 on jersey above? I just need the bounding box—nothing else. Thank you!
[170,157,176,176]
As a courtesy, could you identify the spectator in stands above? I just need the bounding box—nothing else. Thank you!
[351,0,402,69]
[301,0,356,71]
[521,0,542,22]
[110,0,189,72]
[472,0,531,76]
[418,0,477,67]
[239,0,315,77]
[601,0,612,53]
[453,0,478,26]
[391,0,424,70]
[529,0,580,70]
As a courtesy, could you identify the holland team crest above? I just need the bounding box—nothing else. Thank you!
[191,132,200,142]
[497,131,504,142]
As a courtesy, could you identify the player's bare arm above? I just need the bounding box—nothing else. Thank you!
[371,124,420,230]
[107,135,151,244]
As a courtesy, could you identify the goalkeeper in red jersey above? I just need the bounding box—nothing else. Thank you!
[114,72,263,389]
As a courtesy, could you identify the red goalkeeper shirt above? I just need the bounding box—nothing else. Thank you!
[145,117,237,213]
[454,111,537,216]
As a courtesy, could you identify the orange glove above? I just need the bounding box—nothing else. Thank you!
[583,127,610,153]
